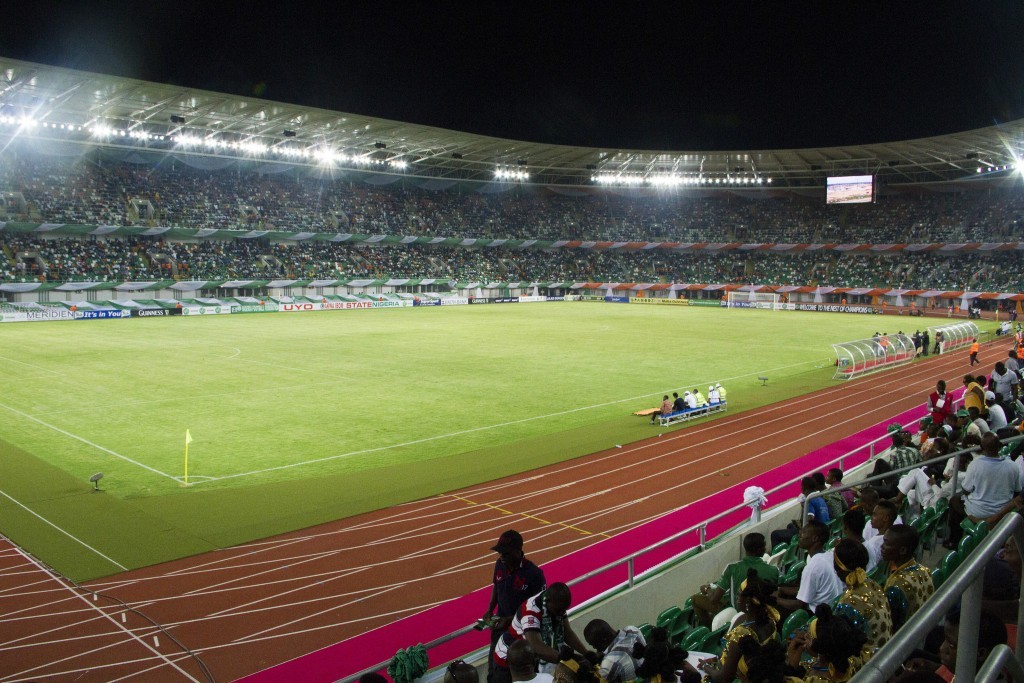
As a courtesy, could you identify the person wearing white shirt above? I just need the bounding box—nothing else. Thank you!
[962,433,1023,522]
[985,392,1008,431]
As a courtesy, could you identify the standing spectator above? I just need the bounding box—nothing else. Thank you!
[989,361,1020,409]
[921,329,930,356]
[963,375,987,417]
[1007,349,1021,377]
[970,338,980,366]
[483,531,546,683]
[881,525,934,630]
[928,380,953,428]
[582,619,645,683]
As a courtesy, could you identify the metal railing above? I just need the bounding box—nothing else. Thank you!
[853,513,1024,683]
[339,415,926,682]
[802,433,1024,527]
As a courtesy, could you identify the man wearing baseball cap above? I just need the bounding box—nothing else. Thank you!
[986,390,1008,432]
[483,530,546,683]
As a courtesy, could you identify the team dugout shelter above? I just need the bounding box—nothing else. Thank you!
[832,332,917,380]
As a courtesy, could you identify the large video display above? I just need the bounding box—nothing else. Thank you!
[826,175,874,204]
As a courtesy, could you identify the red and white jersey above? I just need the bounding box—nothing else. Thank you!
[493,591,550,665]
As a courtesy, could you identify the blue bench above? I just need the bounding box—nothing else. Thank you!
[657,401,727,426]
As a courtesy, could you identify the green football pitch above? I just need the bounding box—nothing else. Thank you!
[0,304,976,578]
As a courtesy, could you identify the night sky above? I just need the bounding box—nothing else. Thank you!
[3,2,1024,151]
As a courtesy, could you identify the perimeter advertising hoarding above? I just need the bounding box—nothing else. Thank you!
[630,297,688,306]
[131,308,184,317]
[74,310,132,319]
[0,308,76,322]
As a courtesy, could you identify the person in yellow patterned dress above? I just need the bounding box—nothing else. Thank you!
[881,524,934,630]
[831,539,893,659]
[785,605,866,683]
[700,569,780,683]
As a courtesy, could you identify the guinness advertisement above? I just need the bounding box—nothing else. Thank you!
[131,308,183,317]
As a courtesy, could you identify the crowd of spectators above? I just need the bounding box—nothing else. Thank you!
[4,155,1024,243]
[6,234,1024,291]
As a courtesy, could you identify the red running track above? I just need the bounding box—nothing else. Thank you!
[0,341,1005,682]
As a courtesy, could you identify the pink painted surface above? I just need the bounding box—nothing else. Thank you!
[240,398,944,683]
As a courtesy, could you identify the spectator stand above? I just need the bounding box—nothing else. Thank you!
[853,513,1024,683]
[832,333,917,381]
[927,320,981,355]
[324,399,937,683]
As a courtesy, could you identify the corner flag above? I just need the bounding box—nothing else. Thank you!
[185,429,193,445]
[184,430,193,484]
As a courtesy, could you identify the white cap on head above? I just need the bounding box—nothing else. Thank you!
[716,383,722,388]
[709,385,714,392]
[985,390,996,401]
[684,390,690,395]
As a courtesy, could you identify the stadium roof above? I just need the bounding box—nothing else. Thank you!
[3,56,1024,188]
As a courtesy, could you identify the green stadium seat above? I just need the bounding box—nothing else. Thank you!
[681,626,711,651]
[781,559,806,584]
[638,623,653,641]
[931,566,946,590]
[780,609,812,642]
[656,606,681,630]
[941,550,960,576]
[703,624,730,656]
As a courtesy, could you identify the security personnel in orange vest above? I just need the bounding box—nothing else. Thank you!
[970,338,980,366]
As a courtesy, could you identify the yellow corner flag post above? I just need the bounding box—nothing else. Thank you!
[184,430,193,485]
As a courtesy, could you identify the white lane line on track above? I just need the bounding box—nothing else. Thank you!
[0,489,127,572]
[30,343,997,653]
[1,545,200,683]
[0,401,178,482]
[84,342,988,605]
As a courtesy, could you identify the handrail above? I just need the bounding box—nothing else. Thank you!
[803,433,1024,526]
[977,644,1024,683]
[338,409,932,682]
[852,514,1024,683]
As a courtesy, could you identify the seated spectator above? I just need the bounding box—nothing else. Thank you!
[983,538,1022,640]
[840,509,879,571]
[864,500,899,560]
[651,395,673,425]
[826,467,856,509]
[985,391,1008,432]
[506,640,552,683]
[832,538,893,656]
[445,661,482,683]
[493,583,590,680]
[776,520,843,614]
[785,605,868,683]
[672,392,686,412]
[582,619,644,683]
[635,628,693,683]
[960,432,1023,525]
[701,568,780,683]
[903,608,1007,681]
[691,532,780,627]
[814,471,846,521]
[770,478,831,547]
[881,525,934,630]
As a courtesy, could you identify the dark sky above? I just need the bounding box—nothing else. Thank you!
[3,2,1024,151]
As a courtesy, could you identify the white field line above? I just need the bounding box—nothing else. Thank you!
[0,401,178,482]
[81,342,990,604]
[8,344,987,655]
[1,545,200,683]
[0,489,127,572]
[0,353,63,376]
[189,358,827,483]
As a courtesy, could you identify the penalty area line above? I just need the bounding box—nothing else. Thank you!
[0,401,180,483]
[193,358,823,485]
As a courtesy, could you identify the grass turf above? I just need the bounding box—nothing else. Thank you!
[0,303,995,579]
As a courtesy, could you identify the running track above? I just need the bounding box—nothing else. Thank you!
[0,341,1006,682]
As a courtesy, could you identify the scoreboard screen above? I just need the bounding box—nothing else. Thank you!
[826,175,874,204]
